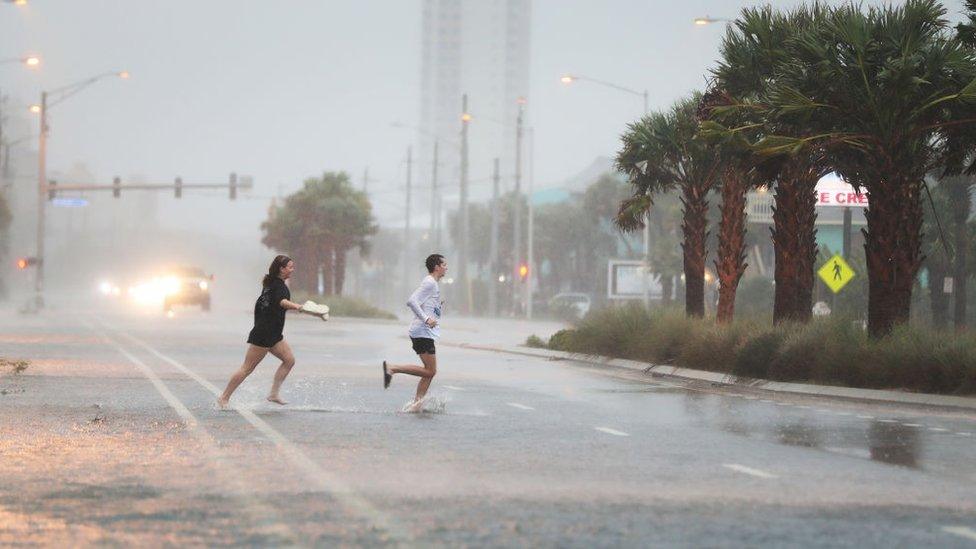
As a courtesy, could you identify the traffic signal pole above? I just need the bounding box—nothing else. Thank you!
[31,171,249,310]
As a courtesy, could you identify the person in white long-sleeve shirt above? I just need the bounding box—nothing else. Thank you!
[383,254,446,412]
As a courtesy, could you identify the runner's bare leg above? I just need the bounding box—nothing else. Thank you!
[267,339,296,405]
[218,344,270,407]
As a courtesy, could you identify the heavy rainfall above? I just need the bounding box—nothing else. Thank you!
[2,0,976,547]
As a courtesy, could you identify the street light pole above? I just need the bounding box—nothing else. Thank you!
[526,126,535,319]
[430,140,439,250]
[489,157,500,317]
[34,91,47,308]
[32,71,128,310]
[561,73,652,307]
[512,100,524,315]
[403,146,413,298]
[459,94,471,314]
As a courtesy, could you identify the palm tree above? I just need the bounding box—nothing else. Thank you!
[262,172,377,296]
[616,95,722,317]
[698,87,763,323]
[704,5,830,324]
[756,0,976,336]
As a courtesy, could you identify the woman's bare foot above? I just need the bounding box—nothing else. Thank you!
[403,398,424,413]
[267,395,287,405]
[216,397,229,409]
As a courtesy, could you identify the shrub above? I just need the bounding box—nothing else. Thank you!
[293,293,396,320]
[543,304,976,395]
[525,334,548,348]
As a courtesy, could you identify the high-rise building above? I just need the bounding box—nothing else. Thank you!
[418,0,532,211]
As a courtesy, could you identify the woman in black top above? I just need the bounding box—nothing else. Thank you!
[218,255,305,407]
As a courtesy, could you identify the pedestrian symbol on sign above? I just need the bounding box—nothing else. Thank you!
[818,254,855,293]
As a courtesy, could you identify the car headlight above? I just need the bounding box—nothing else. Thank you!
[198,281,209,291]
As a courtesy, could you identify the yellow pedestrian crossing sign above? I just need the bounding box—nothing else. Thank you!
[818,254,855,293]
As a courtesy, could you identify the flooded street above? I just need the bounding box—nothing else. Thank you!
[0,306,974,546]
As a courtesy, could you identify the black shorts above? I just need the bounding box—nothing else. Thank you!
[247,328,283,349]
[410,337,436,355]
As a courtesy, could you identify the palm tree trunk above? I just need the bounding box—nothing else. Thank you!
[928,252,950,328]
[322,247,335,296]
[681,183,710,318]
[715,168,750,323]
[948,178,971,329]
[335,247,347,296]
[864,180,924,338]
[772,163,820,324]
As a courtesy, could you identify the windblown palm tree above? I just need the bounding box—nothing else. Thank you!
[616,95,722,317]
[702,5,831,324]
[755,0,976,336]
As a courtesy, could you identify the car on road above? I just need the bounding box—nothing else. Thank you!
[161,266,213,312]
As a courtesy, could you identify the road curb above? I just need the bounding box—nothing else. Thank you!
[451,342,976,412]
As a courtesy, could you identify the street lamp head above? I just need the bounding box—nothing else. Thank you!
[560,75,576,84]
[24,55,40,67]
[694,16,727,25]
[516,96,527,105]
[117,70,130,79]
[28,104,41,114]
[461,113,472,122]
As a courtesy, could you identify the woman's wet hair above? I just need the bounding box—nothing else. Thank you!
[262,255,293,287]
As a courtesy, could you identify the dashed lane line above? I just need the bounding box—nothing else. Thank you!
[506,403,535,411]
[903,423,923,428]
[443,385,467,391]
[100,319,413,546]
[929,427,950,433]
[88,324,298,544]
[943,526,976,542]
[594,427,630,437]
[722,464,778,479]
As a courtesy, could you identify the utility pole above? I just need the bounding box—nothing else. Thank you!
[512,100,524,315]
[403,146,413,298]
[429,141,439,250]
[35,91,47,309]
[459,94,471,314]
[526,126,535,319]
[363,167,369,193]
[488,158,500,317]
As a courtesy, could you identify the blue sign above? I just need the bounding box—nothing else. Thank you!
[52,198,89,208]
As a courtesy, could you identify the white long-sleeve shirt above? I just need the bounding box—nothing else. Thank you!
[406,275,442,339]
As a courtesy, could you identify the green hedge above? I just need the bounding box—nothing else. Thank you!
[293,294,396,320]
[538,303,976,395]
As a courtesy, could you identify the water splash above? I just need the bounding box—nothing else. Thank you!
[400,393,450,414]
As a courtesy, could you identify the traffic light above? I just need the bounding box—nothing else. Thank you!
[47,180,57,201]
[518,264,529,281]
[112,176,121,198]
[229,172,237,200]
[16,257,39,269]
[174,177,182,199]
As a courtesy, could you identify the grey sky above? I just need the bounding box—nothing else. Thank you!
[2,0,970,229]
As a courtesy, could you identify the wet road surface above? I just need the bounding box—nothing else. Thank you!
[2,305,976,547]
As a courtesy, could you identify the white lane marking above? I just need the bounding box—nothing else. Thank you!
[857,415,875,420]
[506,403,535,411]
[929,427,950,433]
[775,402,792,407]
[443,385,467,391]
[90,325,296,542]
[103,321,411,544]
[594,427,630,437]
[825,446,872,459]
[877,419,899,423]
[903,423,923,428]
[957,432,973,437]
[722,464,778,479]
[943,526,976,542]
